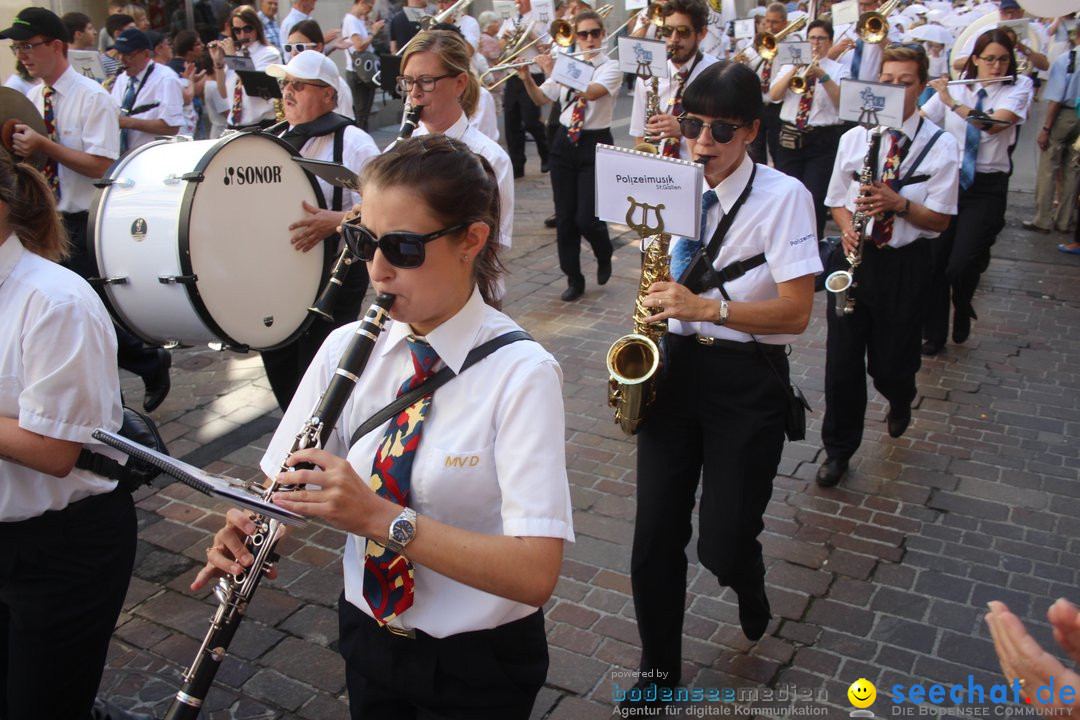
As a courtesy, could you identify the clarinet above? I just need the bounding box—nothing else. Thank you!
[165,293,396,720]
[307,105,423,321]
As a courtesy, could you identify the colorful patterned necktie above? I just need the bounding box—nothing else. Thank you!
[871,129,904,248]
[567,93,587,144]
[362,337,441,625]
[959,88,986,191]
[760,59,773,94]
[41,86,60,200]
[852,39,864,79]
[663,69,688,158]
[670,189,718,281]
[230,75,244,127]
[794,75,816,130]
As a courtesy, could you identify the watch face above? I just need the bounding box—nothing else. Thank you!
[391,520,415,543]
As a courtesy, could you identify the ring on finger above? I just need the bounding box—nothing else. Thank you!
[205,544,225,557]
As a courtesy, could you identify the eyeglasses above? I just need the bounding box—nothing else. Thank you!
[807,34,830,42]
[8,39,51,55]
[342,221,469,268]
[576,27,603,39]
[657,24,694,39]
[277,78,330,92]
[283,42,317,54]
[678,115,747,144]
[977,54,1011,65]
[886,41,926,55]
[396,73,456,93]
[232,25,256,35]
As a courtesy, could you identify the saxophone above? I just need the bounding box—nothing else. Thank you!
[633,76,662,154]
[825,127,881,317]
[606,227,670,435]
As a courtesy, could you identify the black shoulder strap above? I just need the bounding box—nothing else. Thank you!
[348,330,534,448]
[898,128,945,185]
[678,162,758,293]
[331,123,347,212]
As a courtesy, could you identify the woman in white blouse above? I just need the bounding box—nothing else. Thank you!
[194,135,573,720]
[920,29,1033,355]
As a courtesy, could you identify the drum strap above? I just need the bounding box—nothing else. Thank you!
[332,123,346,212]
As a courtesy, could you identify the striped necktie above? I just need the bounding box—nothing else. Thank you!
[852,39,864,79]
[670,189,718,281]
[362,337,441,625]
[959,88,986,191]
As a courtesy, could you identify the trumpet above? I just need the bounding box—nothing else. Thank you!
[789,59,819,94]
[414,0,475,38]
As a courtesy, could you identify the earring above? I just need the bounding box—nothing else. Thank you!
[462,254,470,262]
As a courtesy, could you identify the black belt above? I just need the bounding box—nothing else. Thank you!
[0,487,125,539]
[671,333,786,358]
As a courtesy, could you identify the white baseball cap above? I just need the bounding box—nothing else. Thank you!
[265,50,341,88]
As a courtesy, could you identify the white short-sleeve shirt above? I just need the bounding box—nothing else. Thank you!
[0,236,124,521]
[292,123,380,210]
[110,61,186,151]
[921,75,1033,175]
[541,56,624,129]
[630,53,720,158]
[774,57,848,127]
[668,155,823,345]
[224,42,283,126]
[469,85,500,142]
[259,287,573,638]
[826,112,960,248]
[28,65,120,214]
[342,12,369,66]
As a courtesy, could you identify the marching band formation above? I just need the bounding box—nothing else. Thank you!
[0,0,1077,716]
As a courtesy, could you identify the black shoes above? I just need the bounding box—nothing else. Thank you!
[142,349,172,412]
[1021,221,1051,234]
[597,257,612,285]
[735,579,772,641]
[887,404,911,438]
[541,159,549,173]
[816,457,848,488]
[560,284,584,302]
[952,311,971,344]
[921,340,943,356]
[544,214,557,228]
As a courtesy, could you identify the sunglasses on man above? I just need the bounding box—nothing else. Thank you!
[657,24,694,39]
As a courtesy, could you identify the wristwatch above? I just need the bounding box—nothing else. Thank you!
[897,198,911,217]
[715,299,729,326]
[386,507,417,555]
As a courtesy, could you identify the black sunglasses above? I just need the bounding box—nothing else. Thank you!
[657,24,694,39]
[576,28,603,39]
[678,115,746,144]
[342,221,469,268]
[886,41,926,55]
[232,24,256,34]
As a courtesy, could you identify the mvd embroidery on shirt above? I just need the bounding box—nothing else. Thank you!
[445,455,481,468]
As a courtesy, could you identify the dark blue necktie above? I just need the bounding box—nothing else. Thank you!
[960,88,987,191]
[120,73,138,154]
[852,39,864,79]
[670,189,719,282]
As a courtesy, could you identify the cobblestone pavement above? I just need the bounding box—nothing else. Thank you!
[100,104,1080,720]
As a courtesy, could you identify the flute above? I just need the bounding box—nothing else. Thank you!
[164,294,396,720]
[946,75,1016,86]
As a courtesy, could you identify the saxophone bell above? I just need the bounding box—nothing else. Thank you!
[824,270,854,316]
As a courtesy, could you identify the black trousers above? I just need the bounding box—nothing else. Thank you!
[348,70,376,131]
[549,126,613,290]
[502,74,549,176]
[261,246,370,411]
[923,171,1009,347]
[338,594,548,719]
[61,211,165,382]
[0,489,136,720]
[749,103,783,166]
[633,335,788,684]
[774,124,845,239]
[822,238,931,461]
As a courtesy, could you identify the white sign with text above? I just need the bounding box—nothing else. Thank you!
[552,52,594,92]
[616,36,669,78]
[774,41,812,67]
[595,144,704,240]
[69,50,107,82]
[838,79,906,129]
[733,18,756,39]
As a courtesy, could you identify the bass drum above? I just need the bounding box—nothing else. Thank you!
[88,132,326,351]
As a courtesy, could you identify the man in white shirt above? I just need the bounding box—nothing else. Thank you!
[281,0,316,41]
[110,29,185,154]
[259,0,284,51]
[743,2,799,164]
[4,7,172,412]
[827,0,901,82]
[629,0,719,160]
[817,44,959,488]
[262,50,380,410]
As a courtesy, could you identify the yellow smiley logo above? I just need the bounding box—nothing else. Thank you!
[848,678,876,708]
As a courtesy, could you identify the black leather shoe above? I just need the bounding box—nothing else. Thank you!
[816,457,848,487]
[513,168,524,179]
[921,340,943,356]
[1021,221,1051,234]
[142,349,172,412]
[952,311,971,344]
[560,284,584,302]
[735,579,772,641]
[887,404,911,438]
[541,159,549,173]
[597,257,612,285]
[544,214,557,228]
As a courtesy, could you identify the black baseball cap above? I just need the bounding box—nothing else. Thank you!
[114,28,153,53]
[0,7,70,43]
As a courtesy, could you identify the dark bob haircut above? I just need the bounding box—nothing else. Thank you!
[681,60,763,125]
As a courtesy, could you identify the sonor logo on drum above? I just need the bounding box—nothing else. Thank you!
[131,218,147,241]
[223,165,284,186]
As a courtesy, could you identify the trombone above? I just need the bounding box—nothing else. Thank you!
[483,18,574,90]
[752,15,808,62]
[854,0,899,44]
[371,0,474,84]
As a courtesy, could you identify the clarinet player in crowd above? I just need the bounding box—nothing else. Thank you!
[194,136,573,720]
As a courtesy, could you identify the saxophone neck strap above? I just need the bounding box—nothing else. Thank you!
[348,330,534,448]
[677,162,757,293]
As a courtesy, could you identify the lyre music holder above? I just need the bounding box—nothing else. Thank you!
[625,195,666,238]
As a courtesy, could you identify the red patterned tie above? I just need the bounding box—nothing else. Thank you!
[794,76,815,130]
[41,86,60,200]
[567,93,586,145]
[760,59,773,94]
[663,69,688,158]
[871,129,904,248]
[362,338,441,625]
[230,75,244,127]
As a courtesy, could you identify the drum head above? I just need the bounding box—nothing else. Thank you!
[182,132,326,350]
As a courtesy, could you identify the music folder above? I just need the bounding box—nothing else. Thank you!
[236,70,282,101]
[294,157,360,191]
[92,429,306,525]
